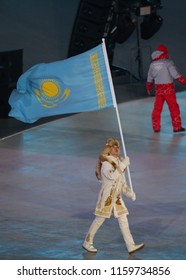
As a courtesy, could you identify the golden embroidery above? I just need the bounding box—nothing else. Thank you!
[97,201,102,209]
[105,190,114,206]
[94,207,111,217]
[105,196,112,206]
[97,191,103,209]
[86,233,91,242]
[116,196,122,205]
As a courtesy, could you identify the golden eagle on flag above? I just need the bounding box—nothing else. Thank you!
[8,43,114,123]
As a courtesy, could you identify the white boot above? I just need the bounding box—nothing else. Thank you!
[82,216,105,253]
[118,215,144,254]
[127,243,144,254]
[82,241,98,253]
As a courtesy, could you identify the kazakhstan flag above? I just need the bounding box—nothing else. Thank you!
[8,43,114,123]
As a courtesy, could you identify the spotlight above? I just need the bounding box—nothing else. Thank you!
[138,5,151,16]
[115,14,136,44]
[140,12,163,39]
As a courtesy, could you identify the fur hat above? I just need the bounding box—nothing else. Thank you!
[101,138,120,154]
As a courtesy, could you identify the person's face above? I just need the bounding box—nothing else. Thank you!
[110,145,120,158]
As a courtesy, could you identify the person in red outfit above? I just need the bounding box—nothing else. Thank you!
[146,44,186,132]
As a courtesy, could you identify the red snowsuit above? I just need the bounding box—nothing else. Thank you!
[146,49,186,132]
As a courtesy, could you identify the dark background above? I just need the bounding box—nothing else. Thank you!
[1,1,185,75]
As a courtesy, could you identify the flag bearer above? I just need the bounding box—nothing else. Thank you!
[82,138,144,254]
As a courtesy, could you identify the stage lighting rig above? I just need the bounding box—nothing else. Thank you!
[114,1,163,80]
[138,1,163,40]
[118,0,162,14]
[135,1,162,16]
[115,1,163,42]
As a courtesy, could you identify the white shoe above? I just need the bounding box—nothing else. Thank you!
[82,241,97,253]
[128,243,144,254]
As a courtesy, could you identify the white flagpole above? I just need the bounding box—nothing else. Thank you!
[101,38,133,192]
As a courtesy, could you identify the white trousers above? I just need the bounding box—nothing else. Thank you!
[84,214,135,250]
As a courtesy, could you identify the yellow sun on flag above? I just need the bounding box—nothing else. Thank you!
[35,79,71,108]
[41,81,59,98]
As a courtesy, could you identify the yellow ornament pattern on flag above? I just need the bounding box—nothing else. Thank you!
[35,79,70,108]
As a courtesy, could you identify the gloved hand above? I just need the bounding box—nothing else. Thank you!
[126,190,136,201]
[118,156,130,172]
[130,191,136,201]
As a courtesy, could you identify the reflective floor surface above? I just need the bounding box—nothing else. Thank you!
[0,91,186,260]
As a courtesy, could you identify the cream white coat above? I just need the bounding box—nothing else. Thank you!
[94,155,132,218]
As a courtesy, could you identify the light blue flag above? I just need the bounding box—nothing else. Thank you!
[8,43,115,123]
